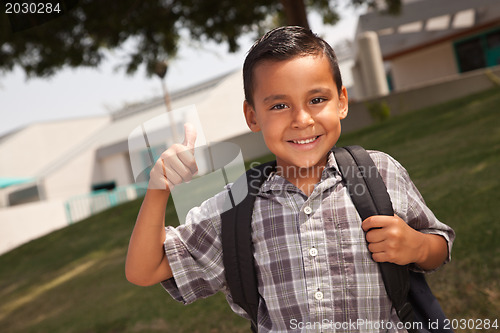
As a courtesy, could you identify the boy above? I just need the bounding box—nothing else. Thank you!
[126,26,455,332]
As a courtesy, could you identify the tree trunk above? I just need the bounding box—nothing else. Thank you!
[280,0,310,29]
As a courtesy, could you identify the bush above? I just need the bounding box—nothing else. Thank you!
[367,100,391,122]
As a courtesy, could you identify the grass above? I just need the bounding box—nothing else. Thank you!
[0,197,249,333]
[1,88,499,332]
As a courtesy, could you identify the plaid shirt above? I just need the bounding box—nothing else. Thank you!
[161,151,455,332]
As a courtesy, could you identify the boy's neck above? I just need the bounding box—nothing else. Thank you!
[276,159,327,197]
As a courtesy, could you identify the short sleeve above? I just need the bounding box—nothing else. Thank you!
[160,192,228,304]
[369,151,456,272]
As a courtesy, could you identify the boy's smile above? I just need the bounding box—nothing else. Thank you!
[244,54,348,183]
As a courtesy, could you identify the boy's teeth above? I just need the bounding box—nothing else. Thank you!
[293,136,317,144]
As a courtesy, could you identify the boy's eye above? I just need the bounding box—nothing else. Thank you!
[310,97,326,105]
[270,103,288,110]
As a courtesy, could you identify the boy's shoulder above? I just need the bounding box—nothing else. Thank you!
[365,149,407,173]
[327,148,406,178]
[361,149,415,196]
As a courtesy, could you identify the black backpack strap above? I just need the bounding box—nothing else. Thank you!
[332,146,417,332]
[221,160,277,333]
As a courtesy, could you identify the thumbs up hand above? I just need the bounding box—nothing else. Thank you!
[148,123,198,190]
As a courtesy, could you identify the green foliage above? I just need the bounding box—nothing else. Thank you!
[366,100,391,122]
[0,0,401,78]
[351,0,401,15]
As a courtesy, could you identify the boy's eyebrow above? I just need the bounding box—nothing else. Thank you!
[262,94,288,104]
[262,88,333,104]
[308,87,332,95]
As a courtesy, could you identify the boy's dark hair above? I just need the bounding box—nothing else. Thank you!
[243,25,343,107]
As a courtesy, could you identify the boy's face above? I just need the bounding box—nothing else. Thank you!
[244,54,348,171]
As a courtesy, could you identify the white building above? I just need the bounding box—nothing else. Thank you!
[353,0,500,98]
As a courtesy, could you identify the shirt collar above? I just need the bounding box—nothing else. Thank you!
[322,149,340,181]
[259,150,339,195]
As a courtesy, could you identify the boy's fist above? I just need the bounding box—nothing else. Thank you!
[362,215,425,266]
[148,123,198,190]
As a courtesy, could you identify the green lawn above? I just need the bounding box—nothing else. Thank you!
[338,89,500,319]
[1,88,499,332]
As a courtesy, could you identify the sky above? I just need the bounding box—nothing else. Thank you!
[0,7,361,137]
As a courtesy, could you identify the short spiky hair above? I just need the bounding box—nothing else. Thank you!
[243,26,343,107]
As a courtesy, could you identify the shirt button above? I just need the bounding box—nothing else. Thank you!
[309,247,318,257]
[314,291,324,300]
[304,206,312,214]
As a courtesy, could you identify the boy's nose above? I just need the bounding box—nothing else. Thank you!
[291,107,314,128]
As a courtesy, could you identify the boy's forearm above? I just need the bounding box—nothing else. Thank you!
[414,233,448,271]
[125,189,173,286]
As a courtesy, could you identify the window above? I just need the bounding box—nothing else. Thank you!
[486,30,500,49]
[454,28,500,72]
[92,181,116,192]
[455,37,486,72]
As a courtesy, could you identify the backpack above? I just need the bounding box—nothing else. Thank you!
[221,146,452,333]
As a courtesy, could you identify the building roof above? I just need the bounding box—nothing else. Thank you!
[93,69,247,158]
[357,0,500,59]
[110,70,236,121]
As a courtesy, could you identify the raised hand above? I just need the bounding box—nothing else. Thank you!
[148,123,198,190]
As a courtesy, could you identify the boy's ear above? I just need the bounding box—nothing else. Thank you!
[338,86,349,120]
[243,100,261,132]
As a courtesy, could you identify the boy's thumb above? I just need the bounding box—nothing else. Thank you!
[182,123,197,150]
